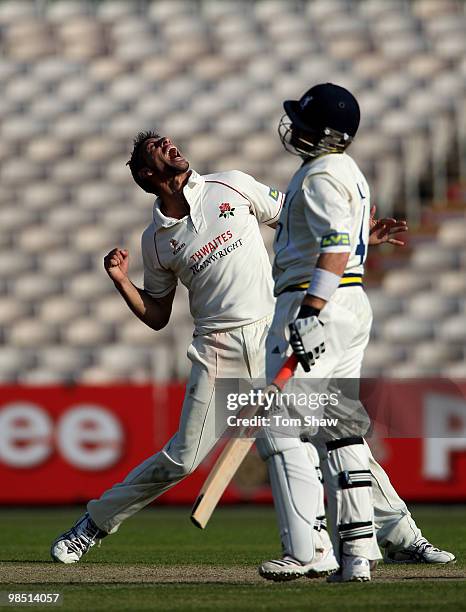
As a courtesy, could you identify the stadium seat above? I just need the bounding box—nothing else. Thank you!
[8,320,58,348]
[18,226,67,253]
[0,0,36,21]
[365,290,404,318]
[63,318,114,348]
[53,116,100,139]
[147,0,194,22]
[38,346,91,373]
[437,218,466,246]
[73,225,118,254]
[93,294,130,324]
[385,363,438,378]
[382,270,431,296]
[88,57,127,82]
[39,297,88,325]
[407,293,457,320]
[0,252,35,279]
[76,183,124,210]
[382,317,433,342]
[363,343,406,370]
[410,245,458,271]
[0,159,44,184]
[47,1,89,21]
[51,160,99,186]
[27,138,70,163]
[97,345,151,374]
[117,318,161,346]
[441,362,466,377]
[33,58,82,82]
[0,298,32,325]
[242,134,282,162]
[0,347,34,378]
[13,275,62,301]
[17,368,77,385]
[437,272,466,297]
[411,343,461,368]
[67,273,113,299]
[48,207,95,229]
[438,316,466,343]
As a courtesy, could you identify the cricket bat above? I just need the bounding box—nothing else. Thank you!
[190,354,298,529]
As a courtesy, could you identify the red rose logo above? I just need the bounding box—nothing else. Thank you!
[219,203,235,218]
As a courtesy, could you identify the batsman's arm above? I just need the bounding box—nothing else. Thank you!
[104,248,175,331]
[301,252,350,311]
[289,253,350,371]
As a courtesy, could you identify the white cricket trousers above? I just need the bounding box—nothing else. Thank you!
[88,315,271,534]
[265,286,388,561]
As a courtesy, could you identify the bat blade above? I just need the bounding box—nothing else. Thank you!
[190,436,254,529]
[190,354,298,529]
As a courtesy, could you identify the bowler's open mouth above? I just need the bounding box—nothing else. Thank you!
[166,145,183,161]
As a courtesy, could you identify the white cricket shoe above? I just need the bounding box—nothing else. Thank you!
[51,513,107,564]
[384,537,456,564]
[306,546,340,579]
[306,529,339,578]
[327,555,371,583]
[259,547,339,582]
[259,556,318,582]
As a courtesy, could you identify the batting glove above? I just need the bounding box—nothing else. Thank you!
[288,306,325,373]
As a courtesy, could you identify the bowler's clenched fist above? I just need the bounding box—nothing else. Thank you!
[104,248,129,283]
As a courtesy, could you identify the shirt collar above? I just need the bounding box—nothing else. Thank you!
[152,170,205,231]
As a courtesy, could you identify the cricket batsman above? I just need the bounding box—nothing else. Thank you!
[50,129,453,575]
[257,83,455,583]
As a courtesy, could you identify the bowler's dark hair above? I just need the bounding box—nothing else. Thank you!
[127,130,160,194]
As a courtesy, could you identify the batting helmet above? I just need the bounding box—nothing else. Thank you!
[278,82,360,159]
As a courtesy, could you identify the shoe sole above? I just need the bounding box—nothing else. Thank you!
[327,576,371,583]
[384,557,456,565]
[258,568,306,582]
[306,567,339,579]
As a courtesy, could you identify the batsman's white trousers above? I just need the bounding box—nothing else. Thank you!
[266,286,420,559]
[88,315,271,534]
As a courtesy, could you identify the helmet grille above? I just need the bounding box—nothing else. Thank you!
[278,114,353,159]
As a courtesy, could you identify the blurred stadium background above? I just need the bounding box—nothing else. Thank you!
[0,0,465,506]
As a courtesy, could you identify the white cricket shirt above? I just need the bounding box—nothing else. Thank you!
[272,152,370,295]
[141,170,284,334]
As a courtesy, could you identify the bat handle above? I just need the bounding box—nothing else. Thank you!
[272,354,298,392]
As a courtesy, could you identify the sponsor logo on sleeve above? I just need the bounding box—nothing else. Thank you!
[169,238,186,255]
[268,187,279,201]
[219,202,235,218]
[321,232,350,248]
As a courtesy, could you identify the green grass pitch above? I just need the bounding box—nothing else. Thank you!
[0,506,465,611]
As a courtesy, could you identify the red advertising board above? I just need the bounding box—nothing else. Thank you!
[0,386,156,503]
[0,380,465,504]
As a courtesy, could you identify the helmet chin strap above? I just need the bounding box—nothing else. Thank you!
[278,114,353,159]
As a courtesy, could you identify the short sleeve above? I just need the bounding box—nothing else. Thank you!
[234,171,285,225]
[303,174,352,253]
[141,224,177,298]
